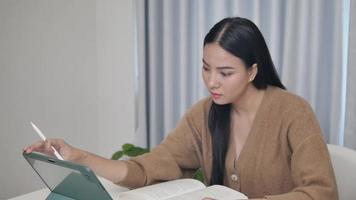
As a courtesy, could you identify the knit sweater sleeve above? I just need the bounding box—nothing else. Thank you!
[266,100,338,200]
[116,100,207,188]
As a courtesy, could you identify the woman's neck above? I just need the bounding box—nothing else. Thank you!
[232,85,266,121]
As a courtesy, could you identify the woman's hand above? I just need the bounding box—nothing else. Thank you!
[23,138,85,162]
[24,138,128,183]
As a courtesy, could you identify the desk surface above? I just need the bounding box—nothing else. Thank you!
[9,188,49,200]
[9,177,129,200]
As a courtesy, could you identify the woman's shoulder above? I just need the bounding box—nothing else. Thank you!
[266,86,315,117]
[185,97,212,117]
[267,86,311,108]
[175,97,211,135]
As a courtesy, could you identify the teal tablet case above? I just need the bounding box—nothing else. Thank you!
[23,152,113,200]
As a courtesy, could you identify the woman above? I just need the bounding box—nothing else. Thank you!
[24,17,338,199]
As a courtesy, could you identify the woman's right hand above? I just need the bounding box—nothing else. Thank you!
[24,138,128,184]
[23,138,85,162]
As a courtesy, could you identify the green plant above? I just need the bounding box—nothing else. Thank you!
[111,143,204,182]
[111,143,149,160]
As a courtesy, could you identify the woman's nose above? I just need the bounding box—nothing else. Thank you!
[208,74,220,89]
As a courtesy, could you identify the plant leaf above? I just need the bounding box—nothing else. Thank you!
[122,143,134,152]
[192,168,204,183]
[111,150,124,160]
[125,146,149,157]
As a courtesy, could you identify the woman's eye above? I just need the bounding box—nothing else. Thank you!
[221,72,232,77]
[202,66,209,71]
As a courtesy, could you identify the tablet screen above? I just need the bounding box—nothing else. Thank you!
[24,152,113,200]
[27,154,78,191]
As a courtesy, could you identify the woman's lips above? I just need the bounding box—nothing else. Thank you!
[211,92,222,99]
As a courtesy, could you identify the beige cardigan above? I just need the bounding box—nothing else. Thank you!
[118,86,338,200]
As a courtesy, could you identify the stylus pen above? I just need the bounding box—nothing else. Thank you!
[30,122,64,160]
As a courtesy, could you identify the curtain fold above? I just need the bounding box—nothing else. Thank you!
[345,0,356,148]
[135,0,353,149]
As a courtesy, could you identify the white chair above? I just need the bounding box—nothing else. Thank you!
[327,144,356,200]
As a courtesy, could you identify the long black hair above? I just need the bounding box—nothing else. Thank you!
[204,17,286,185]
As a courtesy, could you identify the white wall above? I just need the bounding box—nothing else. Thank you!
[0,0,136,199]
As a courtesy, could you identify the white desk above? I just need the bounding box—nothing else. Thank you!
[9,188,50,200]
[9,178,129,200]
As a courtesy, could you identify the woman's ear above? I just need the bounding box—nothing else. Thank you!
[248,64,258,82]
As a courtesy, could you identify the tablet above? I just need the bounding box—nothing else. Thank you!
[23,152,113,200]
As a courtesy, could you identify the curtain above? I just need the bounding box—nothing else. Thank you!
[135,0,353,149]
[345,0,356,148]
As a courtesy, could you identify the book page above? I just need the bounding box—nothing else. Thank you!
[98,177,129,199]
[165,185,248,200]
[118,179,205,200]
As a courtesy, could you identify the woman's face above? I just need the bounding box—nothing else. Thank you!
[202,43,255,105]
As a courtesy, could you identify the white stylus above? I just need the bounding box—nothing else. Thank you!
[30,122,64,160]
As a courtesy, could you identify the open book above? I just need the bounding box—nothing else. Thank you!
[117,179,248,200]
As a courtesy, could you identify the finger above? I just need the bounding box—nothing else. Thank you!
[46,138,62,147]
[26,140,57,157]
[46,138,67,157]
[24,140,46,153]
[44,139,53,151]
[46,138,64,151]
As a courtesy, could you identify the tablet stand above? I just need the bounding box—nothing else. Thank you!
[46,192,75,200]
